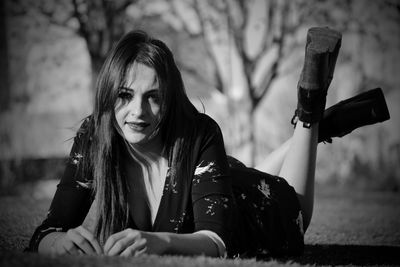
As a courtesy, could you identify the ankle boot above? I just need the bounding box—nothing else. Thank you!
[293,27,342,128]
[318,88,390,143]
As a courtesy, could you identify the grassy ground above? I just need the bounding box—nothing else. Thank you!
[0,181,399,267]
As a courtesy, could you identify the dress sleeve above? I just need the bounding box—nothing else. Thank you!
[191,117,234,254]
[26,118,94,252]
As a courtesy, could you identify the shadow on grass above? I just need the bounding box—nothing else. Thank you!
[290,244,400,266]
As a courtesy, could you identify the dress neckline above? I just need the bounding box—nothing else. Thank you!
[151,167,171,230]
[125,157,170,231]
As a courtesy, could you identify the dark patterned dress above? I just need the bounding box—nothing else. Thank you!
[27,113,304,258]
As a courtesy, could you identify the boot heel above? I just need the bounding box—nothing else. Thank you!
[294,27,342,127]
[319,88,390,143]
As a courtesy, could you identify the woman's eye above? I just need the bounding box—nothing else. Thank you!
[118,91,133,100]
[148,94,160,104]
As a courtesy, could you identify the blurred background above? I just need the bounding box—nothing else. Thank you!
[0,0,399,194]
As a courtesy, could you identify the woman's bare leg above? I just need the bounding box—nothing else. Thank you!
[256,124,318,230]
[255,138,292,175]
[257,27,341,232]
[278,123,318,231]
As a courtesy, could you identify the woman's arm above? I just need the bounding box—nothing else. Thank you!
[156,231,221,256]
[103,229,220,257]
[190,116,233,256]
[27,118,96,253]
[38,226,102,255]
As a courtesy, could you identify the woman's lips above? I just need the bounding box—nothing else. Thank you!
[126,121,150,131]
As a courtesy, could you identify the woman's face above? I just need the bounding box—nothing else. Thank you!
[115,63,161,147]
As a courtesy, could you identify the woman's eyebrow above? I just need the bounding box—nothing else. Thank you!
[118,86,133,91]
[118,87,159,94]
[146,89,160,94]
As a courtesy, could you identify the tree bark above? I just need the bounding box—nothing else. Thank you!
[248,107,256,167]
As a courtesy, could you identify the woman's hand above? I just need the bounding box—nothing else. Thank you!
[51,226,102,255]
[104,229,169,257]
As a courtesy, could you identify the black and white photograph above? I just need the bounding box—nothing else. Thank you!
[0,0,399,266]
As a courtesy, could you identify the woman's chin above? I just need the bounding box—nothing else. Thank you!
[121,127,161,151]
[123,132,149,146]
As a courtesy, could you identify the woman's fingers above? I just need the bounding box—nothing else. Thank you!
[106,235,135,256]
[105,229,144,256]
[134,246,148,257]
[48,226,101,256]
[120,239,147,257]
[51,233,78,255]
[76,226,103,254]
[104,231,124,254]
[104,229,132,254]
[60,239,81,255]
[50,227,153,257]
[67,229,97,255]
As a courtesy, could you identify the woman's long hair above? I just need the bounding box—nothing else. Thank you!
[83,30,198,242]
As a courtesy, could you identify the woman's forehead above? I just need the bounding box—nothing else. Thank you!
[124,62,159,88]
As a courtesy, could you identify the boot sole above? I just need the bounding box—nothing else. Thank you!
[299,27,342,90]
[319,88,390,142]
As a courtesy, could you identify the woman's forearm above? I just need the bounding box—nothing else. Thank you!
[159,231,220,257]
[39,230,222,257]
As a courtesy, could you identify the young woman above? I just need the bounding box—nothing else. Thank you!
[27,29,389,258]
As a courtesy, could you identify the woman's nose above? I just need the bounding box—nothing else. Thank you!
[129,96,146,117]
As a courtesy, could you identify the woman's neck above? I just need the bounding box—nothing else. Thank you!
[124,135,167,168]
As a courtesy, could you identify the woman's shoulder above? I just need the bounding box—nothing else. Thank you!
[192,113,224,147]
[195,113,221,131]
[76,115,94,138]
[71,115,94,150]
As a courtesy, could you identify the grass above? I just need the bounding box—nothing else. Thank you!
[0,181,399,266]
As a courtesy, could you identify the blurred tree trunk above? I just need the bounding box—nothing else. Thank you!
[167,0,300,165]
[25,0,135,91]
[72,0,134,90]
[0,0,10,111]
